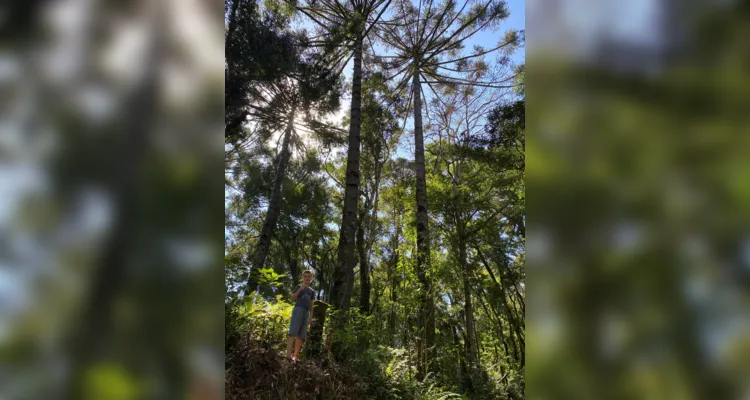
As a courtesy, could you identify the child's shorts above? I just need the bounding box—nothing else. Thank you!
[288,305,310,340]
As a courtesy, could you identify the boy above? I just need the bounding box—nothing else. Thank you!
[286,270,315,364]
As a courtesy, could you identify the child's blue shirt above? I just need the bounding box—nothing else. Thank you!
[292,285,315,310]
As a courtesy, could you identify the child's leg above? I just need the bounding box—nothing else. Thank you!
[287,306,303,359]
[293,338,303,359]
[286,335,296,358]
[291,307,309,361]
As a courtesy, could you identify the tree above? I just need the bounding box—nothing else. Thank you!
[225,0,297,146]
[374,0,521,378]
[295,0,393,311]
[356,74,404,313]
[378,157,415,345]
[225,1,342,292]
[424,68,522,388]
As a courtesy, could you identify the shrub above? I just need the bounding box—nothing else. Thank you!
[226,292,294,352]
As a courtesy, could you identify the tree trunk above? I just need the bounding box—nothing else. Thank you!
[514,280,525,316]
[290,259,299,288]
[331,36,363,311]
[455,324,474,392]
[416,333,423,380]
[412,70,435,379]
[388,224,400,345]
[311,240,318,274]
[362,163,383,314]
[247,105,296,291]
[329,36,363,361]
[357,207,370,313]
[451,324,467,388]
[306,300,329,359]
[311,240,325,301]
[365,161,383,260]
[458,232,478,373]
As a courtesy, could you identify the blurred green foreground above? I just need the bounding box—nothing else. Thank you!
[526,1,750,399]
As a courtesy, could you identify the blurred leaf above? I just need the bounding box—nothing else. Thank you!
[83,364,139,400]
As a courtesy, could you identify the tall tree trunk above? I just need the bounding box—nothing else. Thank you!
[311,240,319,274]
[357,207,370,313]
[403,275,410,352]
[412,70,435,379]
[451,324,470,389]
[458,231,478,373]
[388,223,400,345]
[514,280,525,316]
[306,300,329,359]
[365,161,383,260]
[310,239,324,299]
[276,232,300,285]
[290,259,299,287]
[331,36,363,311]
[456,323,474,392]
[247,105,296,291]
[361,163,382,314]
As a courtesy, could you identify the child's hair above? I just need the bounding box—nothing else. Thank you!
[302,270,313,277]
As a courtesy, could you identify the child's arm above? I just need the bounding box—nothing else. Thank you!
[291,285,303,301]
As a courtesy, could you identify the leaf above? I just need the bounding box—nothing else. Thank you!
[250,308,265,317]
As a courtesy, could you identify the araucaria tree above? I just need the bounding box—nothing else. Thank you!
[373,0,522,378]
[225,0,342,291]
[225,0,297,146]
[295,0,392,311]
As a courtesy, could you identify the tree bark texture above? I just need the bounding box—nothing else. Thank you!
[331,37,363,311]
[411,70,435,378]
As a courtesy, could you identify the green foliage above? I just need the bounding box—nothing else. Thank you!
[326,308,382,361]
[227,293,295,350]
[398,372,464,400]
[298,52,344,116]
[525,2,750,399]
[412,375,463,400]
[225,0,298,143]
[263,0,297,17]
[256,268,286,287]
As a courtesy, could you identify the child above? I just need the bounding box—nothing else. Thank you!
[286,270,315,364]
